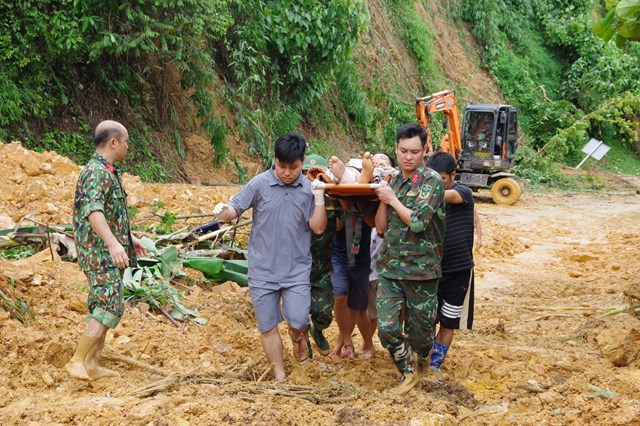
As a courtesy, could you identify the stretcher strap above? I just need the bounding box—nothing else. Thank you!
[343,201,378,267]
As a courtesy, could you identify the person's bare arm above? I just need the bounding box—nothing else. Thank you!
[309,203,327,235]
[88,211,129,269]
[374,200,388,236]
[309,181,328,235]
[444,188,464,204]
[131,234,148,257]
[474,208,483,248]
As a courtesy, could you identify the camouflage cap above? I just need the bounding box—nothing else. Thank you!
[303,154,328,170]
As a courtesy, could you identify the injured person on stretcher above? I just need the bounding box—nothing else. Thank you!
[306,151,398,199]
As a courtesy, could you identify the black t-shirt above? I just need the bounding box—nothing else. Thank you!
[442,183,475,273]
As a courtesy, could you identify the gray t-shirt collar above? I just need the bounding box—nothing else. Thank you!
[268,167,304,187]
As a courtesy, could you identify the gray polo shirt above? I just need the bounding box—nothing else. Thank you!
[229,169,315,283]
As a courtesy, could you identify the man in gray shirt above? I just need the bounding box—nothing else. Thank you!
[213,133,327,382]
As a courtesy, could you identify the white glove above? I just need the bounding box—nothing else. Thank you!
[310,180,326,206]
[213,202,230,221]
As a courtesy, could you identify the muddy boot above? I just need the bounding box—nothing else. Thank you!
[87,352,120,379]
[309,324,330,356]
[358,152,374,183]
[83,334,120,379]
[389,371,419,395]
[65,335,100,380]
[417,354,430,375]
[429,341,449,372]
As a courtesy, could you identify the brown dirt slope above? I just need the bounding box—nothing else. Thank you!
[417,1,502,104]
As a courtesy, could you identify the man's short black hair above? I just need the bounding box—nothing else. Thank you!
[274,133,306,164]
[92,126,121,147]
[396,124,427,147]
[374,151,397,168]
[427,151,457,175]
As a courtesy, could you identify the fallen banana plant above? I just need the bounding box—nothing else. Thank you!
[122,239,207,326]
[182,257,248,286]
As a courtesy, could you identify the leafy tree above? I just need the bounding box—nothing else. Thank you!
[222,0,369,104]
[593,0,640,47]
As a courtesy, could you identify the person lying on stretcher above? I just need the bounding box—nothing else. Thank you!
[306,151,397,228]
[329,152,397,185]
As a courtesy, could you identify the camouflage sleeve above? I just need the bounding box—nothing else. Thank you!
[408,174,445,233]
[78,166,112,219]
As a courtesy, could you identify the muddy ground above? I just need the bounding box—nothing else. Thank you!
[1,142,640,425]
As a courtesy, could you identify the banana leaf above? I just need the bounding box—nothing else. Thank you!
[140,237,158,255]
[182,257,225,276]
[222,259,248,274]
[214,269,248,287]
[182,257,248,286]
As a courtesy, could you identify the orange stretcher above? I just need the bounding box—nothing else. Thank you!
[315,182,382,201]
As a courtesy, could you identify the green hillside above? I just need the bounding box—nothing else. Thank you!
[1,0,638,184]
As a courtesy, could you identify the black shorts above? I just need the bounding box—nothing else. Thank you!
[331,260,370,311]
[436,268,474,330]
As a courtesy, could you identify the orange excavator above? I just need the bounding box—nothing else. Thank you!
[416,90,523,205]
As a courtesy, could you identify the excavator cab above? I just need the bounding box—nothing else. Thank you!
[459,105,518,172]
[415,91,523,205]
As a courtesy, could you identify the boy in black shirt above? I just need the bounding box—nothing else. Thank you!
[426,152,482,372]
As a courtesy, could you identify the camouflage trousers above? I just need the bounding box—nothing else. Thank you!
[310,272,334,331]
[85,268,124,329]
[376,276,438,374]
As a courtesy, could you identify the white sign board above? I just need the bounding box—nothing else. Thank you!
[576,138,610,169]
[581,138,610,161]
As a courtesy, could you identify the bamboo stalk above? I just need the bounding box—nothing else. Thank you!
[196,219,252,243]
[101,348,169,376]
[156,304,182,330]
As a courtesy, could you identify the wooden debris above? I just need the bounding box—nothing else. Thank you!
[102,348,169,377]
[196,219,252,243]
[125,367,359,403]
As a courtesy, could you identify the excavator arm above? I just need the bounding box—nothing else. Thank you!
[415,90,462,161]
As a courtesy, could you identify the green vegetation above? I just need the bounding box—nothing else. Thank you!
[593,0,640,47]
[461,0,640,184]
[0,288,35,324]
[0,0,232,179]
[384,0,441,91]
[0,246,36,260]
[0,1,638,186]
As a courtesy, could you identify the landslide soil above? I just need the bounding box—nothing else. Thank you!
[1,142,640,425]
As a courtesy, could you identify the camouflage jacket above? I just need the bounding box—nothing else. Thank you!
[377,166,445,280]
[73,152,136,272]
[310,199,339,281]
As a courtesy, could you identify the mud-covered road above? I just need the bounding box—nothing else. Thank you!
[1,142,640,425]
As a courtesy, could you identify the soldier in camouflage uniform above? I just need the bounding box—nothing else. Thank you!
[302,155,339,356]
[66,120,146,381]
[374,123,445,395]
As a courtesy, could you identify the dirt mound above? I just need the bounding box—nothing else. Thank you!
[0,141,241,228]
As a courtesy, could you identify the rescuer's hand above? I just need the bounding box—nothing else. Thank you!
[310,180,326,206]
[213,203,231,221]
